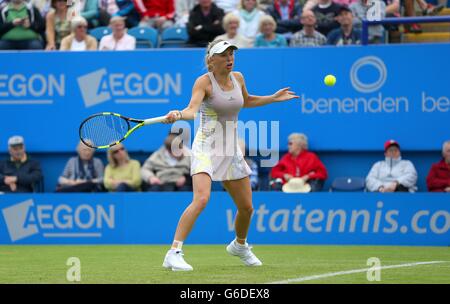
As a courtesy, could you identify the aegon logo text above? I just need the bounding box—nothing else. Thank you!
[2,199,114,242]
[0,74,64,104]
[77,68,181,107]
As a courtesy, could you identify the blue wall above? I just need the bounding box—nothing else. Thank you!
[1,44,449,153]
[1,193,449,245]
[1,45,448,192]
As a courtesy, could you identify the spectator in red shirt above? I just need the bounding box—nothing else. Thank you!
[427,140,450,193]
[133,0,174,31]
[270,133,328,192]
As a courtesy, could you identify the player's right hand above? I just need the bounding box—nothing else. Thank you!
[163,110,181,123]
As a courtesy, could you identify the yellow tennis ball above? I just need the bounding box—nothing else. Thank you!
[324,74,336,87]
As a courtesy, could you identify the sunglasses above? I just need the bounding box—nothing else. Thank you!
[112,147,125,154]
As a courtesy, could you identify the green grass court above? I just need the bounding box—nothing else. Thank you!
[0,245,449,284]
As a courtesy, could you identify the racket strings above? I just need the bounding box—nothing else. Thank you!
[80,115,129,148]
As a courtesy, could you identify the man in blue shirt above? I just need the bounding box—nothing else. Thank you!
[326,6,362,46]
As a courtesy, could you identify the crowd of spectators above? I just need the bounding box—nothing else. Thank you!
[1,134,449,194]
[0,0,446,50]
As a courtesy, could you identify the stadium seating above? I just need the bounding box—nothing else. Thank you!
[128,26,159,48]
[159,27,189,48]
[89,26,112,41]
[330,177,366,192]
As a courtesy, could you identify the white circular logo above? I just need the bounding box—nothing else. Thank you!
[350,56,387,93]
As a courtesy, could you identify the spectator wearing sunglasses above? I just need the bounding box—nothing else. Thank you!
[104,143,141,192]
[59,15,98,50]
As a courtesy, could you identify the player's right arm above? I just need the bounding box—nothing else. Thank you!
[164,75,208,123]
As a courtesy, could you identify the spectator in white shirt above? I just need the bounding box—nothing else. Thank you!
[99,15,136,50]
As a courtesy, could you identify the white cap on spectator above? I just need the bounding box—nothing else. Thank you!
[208,40,238,57]
[8,135,24,146]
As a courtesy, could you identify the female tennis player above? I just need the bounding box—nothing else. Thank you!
[162,39,299,271]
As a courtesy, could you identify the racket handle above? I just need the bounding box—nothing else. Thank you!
[143,116,167,125]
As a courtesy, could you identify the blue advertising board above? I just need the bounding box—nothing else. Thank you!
[1,44,449,153]
[1,193,448,245]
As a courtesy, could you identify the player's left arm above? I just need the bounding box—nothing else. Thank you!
[234,72,299,108]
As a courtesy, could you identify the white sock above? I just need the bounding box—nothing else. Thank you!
[234,238,247,248]
[171,240,183,251]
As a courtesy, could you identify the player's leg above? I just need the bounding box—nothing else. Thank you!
[223,177,262,266]
[163,173,212,271]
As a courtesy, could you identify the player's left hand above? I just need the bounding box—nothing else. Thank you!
[272,87,299,102]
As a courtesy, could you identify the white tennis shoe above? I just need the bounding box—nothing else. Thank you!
[226,240,262,266]
[162,249,193,271]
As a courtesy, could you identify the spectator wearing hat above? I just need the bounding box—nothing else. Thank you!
[426,140,450,193]
[0,136,42,193]
[270,133,328,192]
[312,0,342,37]
[99,15,136,50]
[366,140,418,193]
[326,6,362,46]
[59,15,98,50]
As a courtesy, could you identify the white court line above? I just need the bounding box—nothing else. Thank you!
[268,261,446,284]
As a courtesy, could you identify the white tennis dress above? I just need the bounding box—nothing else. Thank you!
[190,72,252,181]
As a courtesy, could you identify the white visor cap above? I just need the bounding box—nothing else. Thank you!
[208,40,238,57]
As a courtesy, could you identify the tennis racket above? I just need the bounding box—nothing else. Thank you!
[79,112,167,149]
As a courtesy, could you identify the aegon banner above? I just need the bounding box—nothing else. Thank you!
[1,44,448,152]
[0,193,448,245]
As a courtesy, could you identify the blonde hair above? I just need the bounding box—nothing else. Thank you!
[204,38,226,72]
[443,140,450,153]
[107,143,130,168]
[240,0,260,9]
[259,15,276,32]
[288,133,308,150]
[222,13,240,30]
[70,15,88,32]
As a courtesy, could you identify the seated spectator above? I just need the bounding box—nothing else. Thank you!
[238,139,259,190]
[56,140,104,192]
[0,0,45,50]
[141,132,191,192]
[174,0,196,27]
[59,15,98,50]
[104,144,141,192]
[98,0,140,28]
[304,0,358,11]
[233,0,266,43]
[214,0,240,13]
[80,0,100,28]
[0,136,42,193]
[215,12,253,48]
[290,9,326,47]
[134,0,174,32]
[99,15,136,50]
[45,0,71,50]
[366,140,418,193]
[254,14,287,47]
[426,140,450,193]
[266,0,302,34]
[187,0,225,47]
[270,133,328,192]
[326,6,361,45]
[30,0,52,17]
[312,0,341,37]
[350,0,386,44]
[404,0,445,33]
